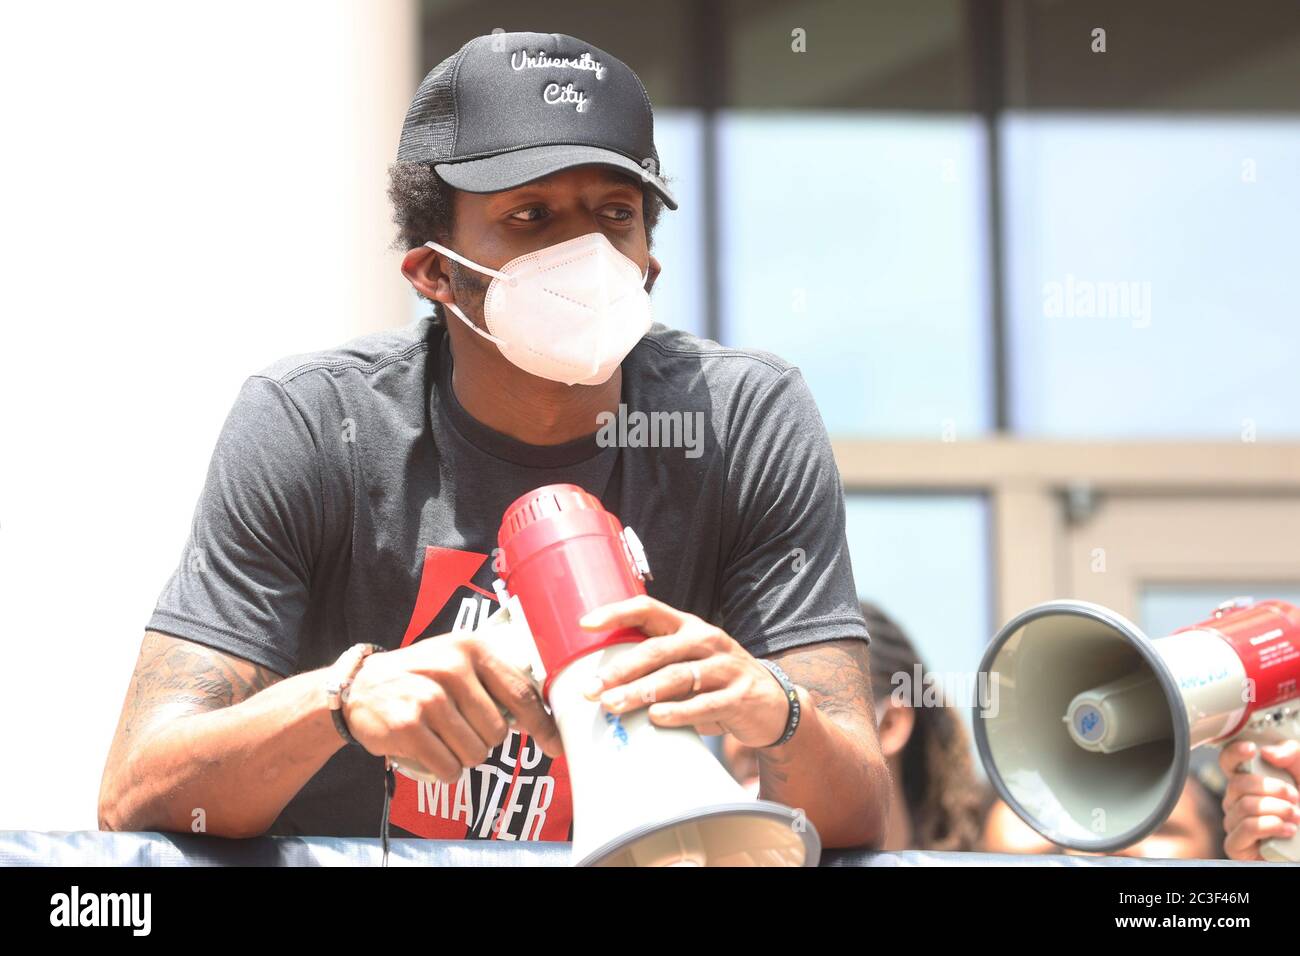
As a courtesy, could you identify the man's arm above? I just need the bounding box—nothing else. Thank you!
[98,630,347,838]
[98,628,565,838]
[757,639,890,849]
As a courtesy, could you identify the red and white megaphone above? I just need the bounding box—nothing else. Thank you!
[399,483,818,866]
[974,598,1300,861]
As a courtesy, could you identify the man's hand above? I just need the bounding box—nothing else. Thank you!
[1217,739,1300,860]
[344,631,564,783]
[575,595,791,747]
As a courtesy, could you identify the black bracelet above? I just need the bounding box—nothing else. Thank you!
[328,643,382,747]
[331,706,361,747]
[757,658,802,747]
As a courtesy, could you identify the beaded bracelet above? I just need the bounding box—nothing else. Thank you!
[756,658,802,747]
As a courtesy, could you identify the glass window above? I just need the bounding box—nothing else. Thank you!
[844,493,991,767]
[1004,114,1300,438]
[844,493,993,687]
[719,114,992,437]
[647,110,707,338]
[1141,584,1300,639]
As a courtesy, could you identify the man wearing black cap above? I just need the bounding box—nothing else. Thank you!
[100,31,888,852]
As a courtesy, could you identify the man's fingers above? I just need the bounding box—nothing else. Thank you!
[398,723,464,784]
[599,658,724,714]
[584,632,717,701]
[475,650,564,758]
[444,673,514,751]
[579,594,686,637]
[420,685,494,768]
[645,688,741,727]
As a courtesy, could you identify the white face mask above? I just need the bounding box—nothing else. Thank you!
[424,231,653,387]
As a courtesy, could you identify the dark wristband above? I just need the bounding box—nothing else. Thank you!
[757,658,802,747]
[331,706,361,746]
[327,642,382,747]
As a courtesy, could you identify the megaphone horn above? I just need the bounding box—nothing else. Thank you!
[974,598,1300,861]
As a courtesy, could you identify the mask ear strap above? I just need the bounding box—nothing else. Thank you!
[424,240,512,347]
[424,240,518,287]
[444,301,508,348]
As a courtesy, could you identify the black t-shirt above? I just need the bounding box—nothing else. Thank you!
[147,317,870,839]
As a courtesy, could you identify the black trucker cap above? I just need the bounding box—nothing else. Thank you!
[397,31,678,211]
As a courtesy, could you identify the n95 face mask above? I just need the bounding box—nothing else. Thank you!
[424,231,653,386]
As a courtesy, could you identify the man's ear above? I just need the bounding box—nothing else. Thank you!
[645,252,662,293]
[401,245,453,306]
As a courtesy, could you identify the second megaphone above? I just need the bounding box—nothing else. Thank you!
[974,597,1300,861]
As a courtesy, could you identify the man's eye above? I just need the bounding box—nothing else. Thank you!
[511,206,547,222]
[605,207,634,222]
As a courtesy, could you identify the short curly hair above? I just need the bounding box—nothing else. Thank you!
[387,162,668,322]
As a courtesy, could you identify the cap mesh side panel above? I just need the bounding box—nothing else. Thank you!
[396,50,462,161]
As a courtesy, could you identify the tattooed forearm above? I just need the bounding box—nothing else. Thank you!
[746,639,888,847]
[769,639,875,727]
[753,640,876,781]
[756,742,793,782]
[119,632,282,741]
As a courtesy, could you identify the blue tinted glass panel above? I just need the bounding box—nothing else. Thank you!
[1004,114,1300,438]
[844,493,992,682]
[1141,584,1300,639]
[720,113,992,438]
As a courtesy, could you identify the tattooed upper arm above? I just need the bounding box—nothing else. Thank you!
[768,638,877,736]
[111,630,284,749]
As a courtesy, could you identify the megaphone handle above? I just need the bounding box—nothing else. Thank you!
[1234,730,1300,863]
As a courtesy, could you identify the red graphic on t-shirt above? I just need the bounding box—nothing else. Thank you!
[388,545,573,841]
[400,545,493,648]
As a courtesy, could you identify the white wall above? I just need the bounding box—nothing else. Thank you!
[0,1,418,830]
